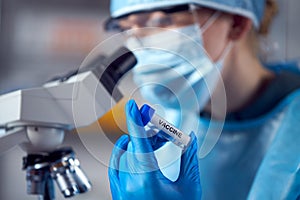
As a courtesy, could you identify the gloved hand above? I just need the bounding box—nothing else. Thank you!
[108,100,201,200]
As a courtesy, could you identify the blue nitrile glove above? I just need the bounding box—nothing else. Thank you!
[108,100,201,200]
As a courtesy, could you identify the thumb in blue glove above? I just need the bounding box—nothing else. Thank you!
[108,100,201,200]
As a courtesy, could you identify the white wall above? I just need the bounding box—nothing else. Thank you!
[262,0,300,63]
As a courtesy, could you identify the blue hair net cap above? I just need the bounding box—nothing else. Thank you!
[110,0,266,28]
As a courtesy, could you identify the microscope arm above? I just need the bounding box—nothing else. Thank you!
[0,127,28,154]
[0,47,137,154]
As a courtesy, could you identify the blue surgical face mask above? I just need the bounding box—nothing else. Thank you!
[126,12,230,112]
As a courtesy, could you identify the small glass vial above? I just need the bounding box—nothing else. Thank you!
[140,104,191,149]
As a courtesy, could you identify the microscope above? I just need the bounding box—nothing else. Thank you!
[0,47,137,199]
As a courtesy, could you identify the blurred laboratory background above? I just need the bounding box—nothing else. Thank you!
[0,0,299,199]
[0,0,115,199]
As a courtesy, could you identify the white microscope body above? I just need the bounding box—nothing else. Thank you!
[0,70,114,153]
[0,47,136,199]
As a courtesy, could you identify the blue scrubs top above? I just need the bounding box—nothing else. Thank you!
[197,69,300,200]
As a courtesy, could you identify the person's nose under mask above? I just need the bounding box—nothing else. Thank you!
[126,11,231,113]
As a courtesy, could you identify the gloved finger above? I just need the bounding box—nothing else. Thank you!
[151,131,169,150]
[182,131,197,157]
[125,100,158,168]
[109,135,129,170]
[180,132,200,184]
[126,100,154,153]
[108,135,129,191]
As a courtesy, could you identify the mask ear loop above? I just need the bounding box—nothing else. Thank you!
[200,12,221,33]
[217,41,233,65]
[126,28,145,48]
[189,4,233,63]
[189,4,221,35]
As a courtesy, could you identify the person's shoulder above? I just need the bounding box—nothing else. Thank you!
[278,70,300,82]
[268,70,300,104]
[277,70,300,113]
[277,87,300,134]
[274,70,300,93]
[284,87,300,108]
[266,70,300,117]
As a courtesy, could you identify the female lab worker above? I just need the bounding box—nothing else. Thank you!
[106,0,300,199]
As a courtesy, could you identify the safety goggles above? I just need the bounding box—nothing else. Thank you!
[105,4,216,33]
